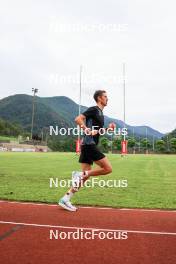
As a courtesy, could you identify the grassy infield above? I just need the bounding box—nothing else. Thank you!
[0,152,175,209]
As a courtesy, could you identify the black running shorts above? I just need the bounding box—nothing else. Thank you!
[79,145,105,165]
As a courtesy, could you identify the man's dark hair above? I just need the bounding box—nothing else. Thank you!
[93,90,106,102]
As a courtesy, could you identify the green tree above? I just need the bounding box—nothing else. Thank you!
[155,140,165,152]
[127,137,136,148]
[63,137,76,152]
[170,138,176,152]
[0,118,23,136]
[112,137,122,151]
[99,137,109,153]
[141,138,151,150]
[48,137,63,151]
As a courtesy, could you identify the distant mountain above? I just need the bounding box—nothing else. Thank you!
[0,94,164,139]
[0,94,70,131]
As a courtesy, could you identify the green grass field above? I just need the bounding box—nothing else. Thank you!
[0,152,175,209]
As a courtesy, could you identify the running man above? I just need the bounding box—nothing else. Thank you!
[59,90,115,211]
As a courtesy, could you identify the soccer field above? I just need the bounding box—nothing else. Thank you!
[0,152,175,209]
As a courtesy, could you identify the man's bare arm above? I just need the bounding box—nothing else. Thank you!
[75,114,98,135]
[75,114,87,130]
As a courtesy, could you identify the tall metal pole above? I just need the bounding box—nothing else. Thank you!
[153,135,155,152]
[79,65,82,116]
[31,88,38,139]
[123,63,126,141]
[139,137,141,152]
[133,127,135,154]
[78,66,82,142]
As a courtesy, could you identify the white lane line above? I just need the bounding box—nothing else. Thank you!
[80,206,176,213]
[0,220,176,236]
[0,200,56,207]
[0,200,176,213]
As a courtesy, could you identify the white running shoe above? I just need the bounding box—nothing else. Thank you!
[72,171,83,191]
[58,198,77,212]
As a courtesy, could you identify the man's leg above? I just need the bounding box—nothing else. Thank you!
[86,157,112,177]
[69,158,113,198]
[70,163,92,192]
[59,163,92,211]
[72,157,112,188]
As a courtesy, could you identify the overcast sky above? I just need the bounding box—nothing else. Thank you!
[0,0,176,133]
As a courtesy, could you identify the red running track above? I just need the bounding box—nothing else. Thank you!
[0,201,176,264]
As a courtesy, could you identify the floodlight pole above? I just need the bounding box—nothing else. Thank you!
[133,128,135,139]
[123,63,126,141]
[153,135,155,152]
[31,88,38,139]
[133,127,135,154]
[78,65,82,142]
